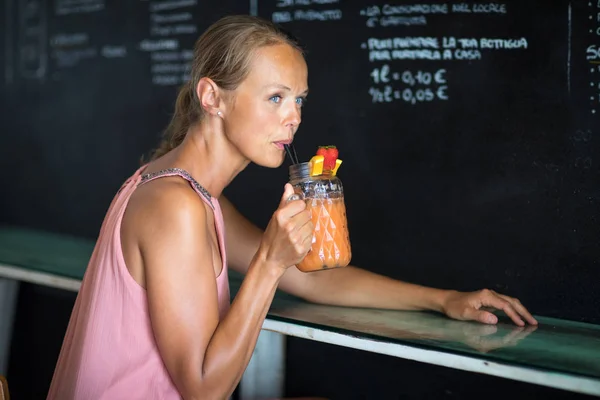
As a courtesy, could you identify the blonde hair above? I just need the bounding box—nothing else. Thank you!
[149,15,304,161]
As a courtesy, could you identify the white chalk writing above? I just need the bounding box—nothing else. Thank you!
[101,46,127,58]
[50,33,88,47]
[359,2,528,106]
[53,47,97,68]
[55,0,104,16]
[17,0,47,79]
[360,2,507,28]
[144,0,198,86]
[150,0,196,12]
[276,0,339,6]
[363,37,527,62]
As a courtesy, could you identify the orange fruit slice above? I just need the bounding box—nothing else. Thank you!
[309,155,324,176]
[332,159,342,176]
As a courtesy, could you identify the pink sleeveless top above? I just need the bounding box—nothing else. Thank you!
[47,166,231,400]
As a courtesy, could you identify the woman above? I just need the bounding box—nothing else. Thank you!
[48,15,536,400]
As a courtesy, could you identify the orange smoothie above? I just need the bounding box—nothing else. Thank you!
[297,197,352,272]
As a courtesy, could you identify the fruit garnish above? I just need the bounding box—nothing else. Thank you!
[309,155,324,176]
[316,145,339,171]
[331,159,342,176]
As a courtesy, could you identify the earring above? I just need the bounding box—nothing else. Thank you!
[217,111,222,117]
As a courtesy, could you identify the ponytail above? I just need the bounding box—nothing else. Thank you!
[148,83,199,161]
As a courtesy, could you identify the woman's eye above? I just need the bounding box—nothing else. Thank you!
[269,95,282,103]
[296,97,306,106]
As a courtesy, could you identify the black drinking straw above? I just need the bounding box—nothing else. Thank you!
[291,143,299,164]
[284,144,298,164]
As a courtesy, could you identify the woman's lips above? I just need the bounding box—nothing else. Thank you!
[274,140,292,149]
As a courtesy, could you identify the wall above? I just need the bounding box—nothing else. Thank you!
[2,0,598,398]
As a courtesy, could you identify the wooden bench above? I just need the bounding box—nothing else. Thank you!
[1,226,599,398]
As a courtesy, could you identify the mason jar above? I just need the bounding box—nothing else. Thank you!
[289,162,352,272]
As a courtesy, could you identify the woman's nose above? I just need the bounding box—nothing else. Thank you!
[284,102,301,128]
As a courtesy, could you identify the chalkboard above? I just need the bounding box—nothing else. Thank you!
[2,0,599,324]
[234,1,600,323]
[1,0,250,233]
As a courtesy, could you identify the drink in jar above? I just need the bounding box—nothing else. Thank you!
[288,146,351,272]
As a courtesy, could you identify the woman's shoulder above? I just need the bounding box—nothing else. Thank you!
[125,177,210,242]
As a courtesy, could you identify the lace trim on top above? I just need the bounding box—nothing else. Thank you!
[139,168,214,209]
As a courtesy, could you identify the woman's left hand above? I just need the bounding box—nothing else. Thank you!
[442,289,538,326]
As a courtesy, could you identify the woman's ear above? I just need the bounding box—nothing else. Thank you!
[196,77,223,117]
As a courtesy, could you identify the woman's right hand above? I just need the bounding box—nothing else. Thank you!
[258,183,313,271]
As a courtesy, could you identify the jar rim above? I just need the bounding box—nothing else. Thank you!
[289,162,338,181]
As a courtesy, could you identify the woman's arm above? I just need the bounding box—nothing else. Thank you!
[136,183,310,399]
[219,195,537,326]
[220,194,315,297]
